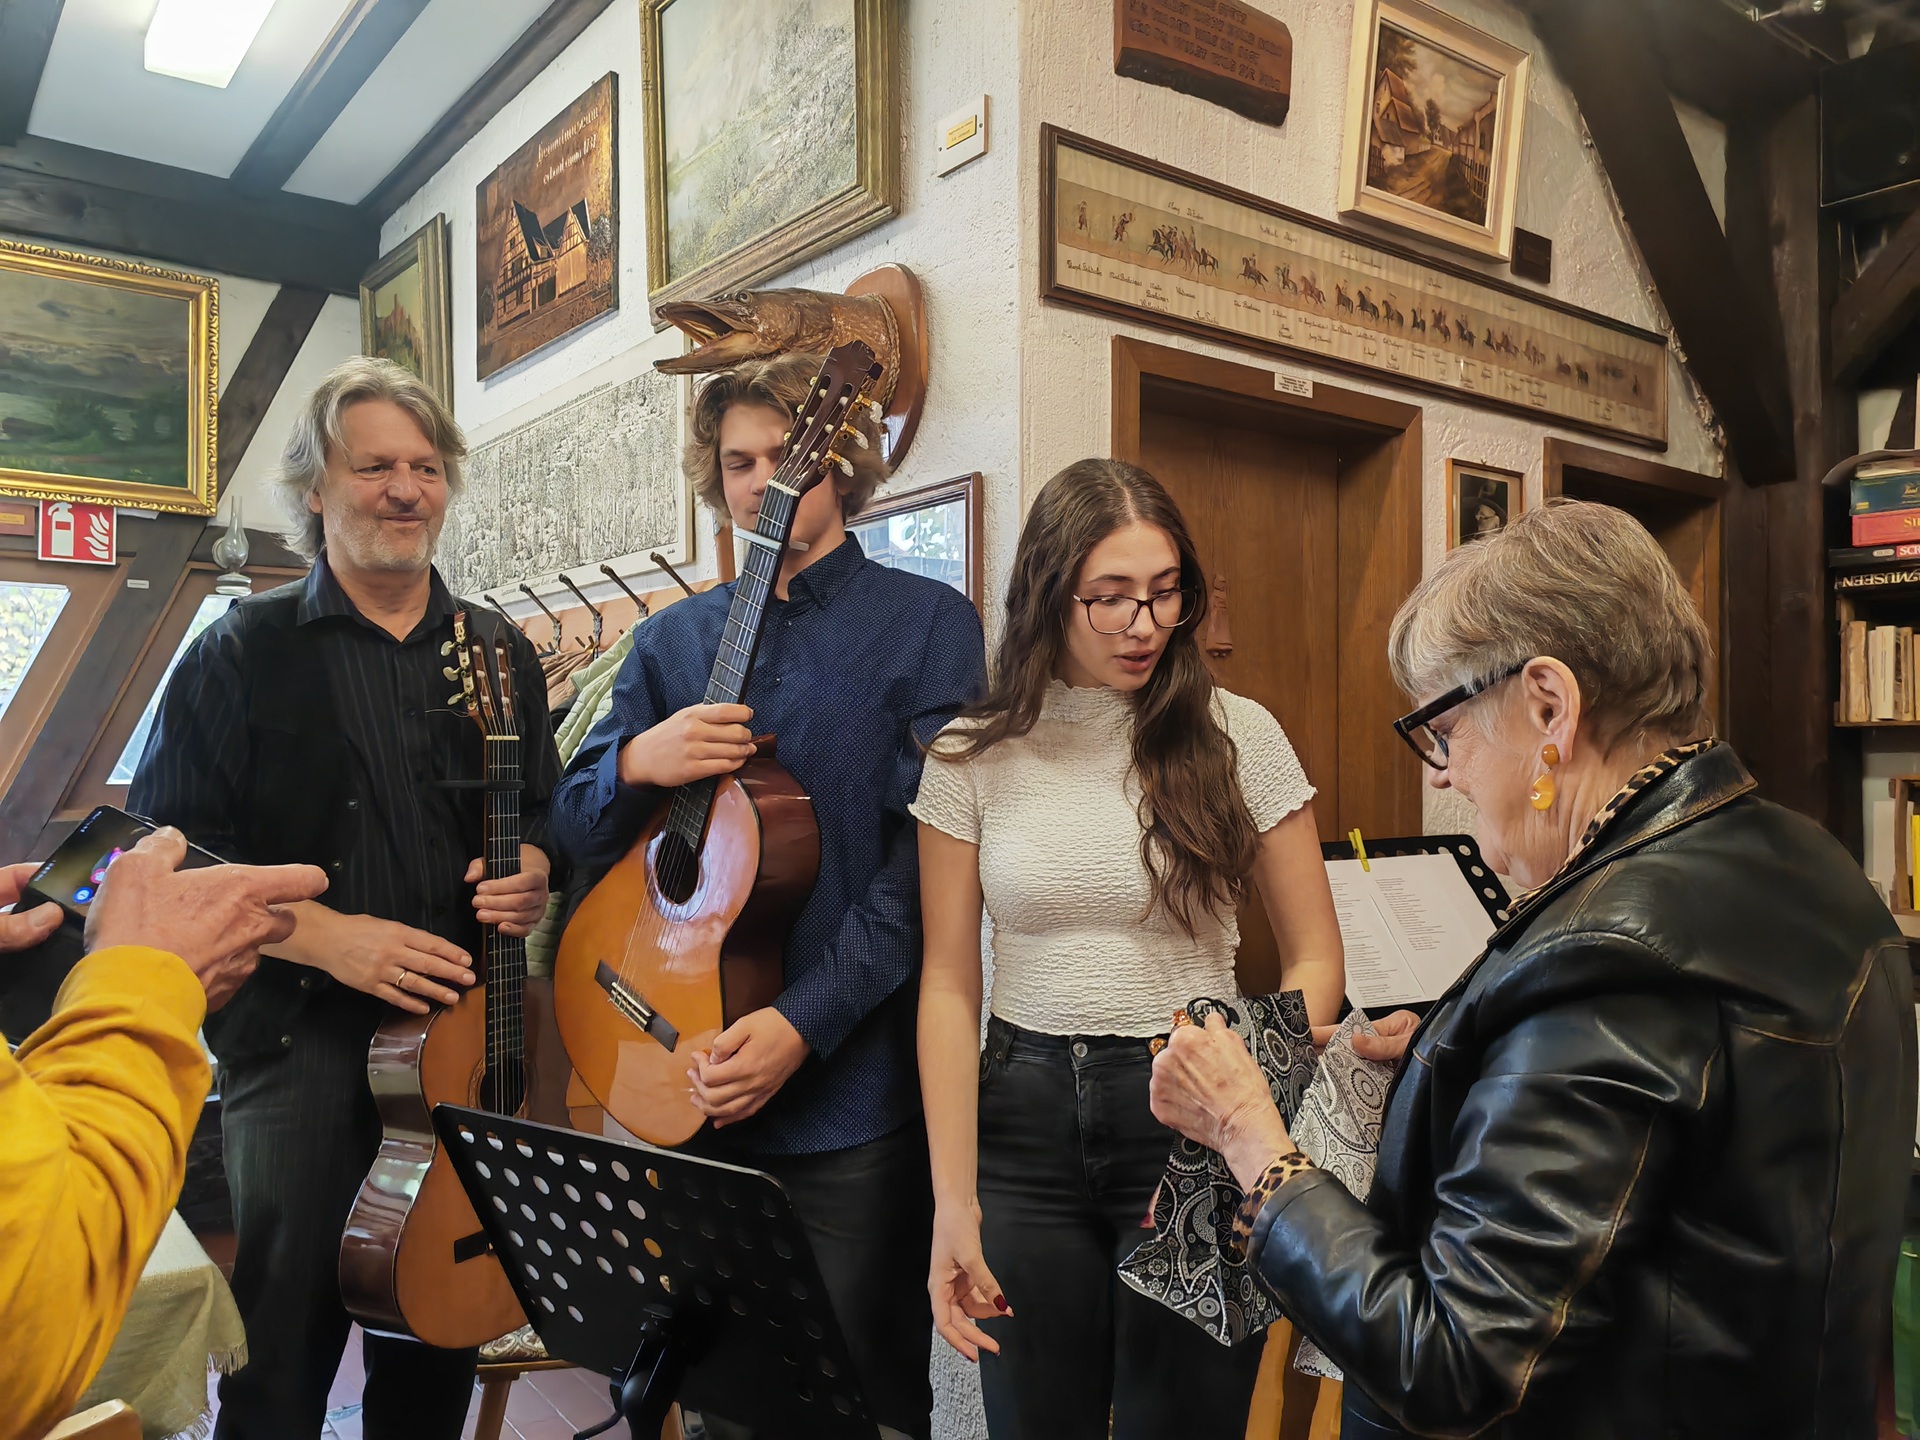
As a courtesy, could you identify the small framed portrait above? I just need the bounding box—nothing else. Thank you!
[845,472,981,611]
[1447,460,1522,548]
[359,214,452,407]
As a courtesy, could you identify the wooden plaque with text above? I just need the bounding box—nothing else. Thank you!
[1114,0,1292,126]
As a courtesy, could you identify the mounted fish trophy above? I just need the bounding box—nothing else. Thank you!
[653,263,928,470]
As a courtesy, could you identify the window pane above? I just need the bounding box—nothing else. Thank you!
[109,593,232,785]
[0,582,71,724]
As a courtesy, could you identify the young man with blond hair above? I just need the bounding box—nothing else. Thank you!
[551,352,985,1440]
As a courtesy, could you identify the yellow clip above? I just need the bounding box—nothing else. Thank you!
[1350,828,1369,871]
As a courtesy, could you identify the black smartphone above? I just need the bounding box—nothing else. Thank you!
[19,804,222,924]
[2,806,222,1043]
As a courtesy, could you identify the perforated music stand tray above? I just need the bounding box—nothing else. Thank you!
[434,1106,879,1440]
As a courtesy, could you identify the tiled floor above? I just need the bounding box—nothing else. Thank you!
[199,1326,613,1440]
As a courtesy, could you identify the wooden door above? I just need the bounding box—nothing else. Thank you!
[1138,407,1341,992]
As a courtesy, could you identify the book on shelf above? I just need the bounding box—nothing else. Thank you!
[1846,620,1870,723]
[1853,474,1920,514]
[1832,542,1920,573]
[1853,510,1920,546]
[1871,625,1898,720]
[1856,457,1920,480]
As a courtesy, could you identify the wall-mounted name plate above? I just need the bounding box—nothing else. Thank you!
[934,98,989,176]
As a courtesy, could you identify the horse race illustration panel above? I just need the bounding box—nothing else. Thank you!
[1044,130,1666,447]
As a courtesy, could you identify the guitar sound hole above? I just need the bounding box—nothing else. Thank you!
[482,1062,526,1118]
[656,833,701,905]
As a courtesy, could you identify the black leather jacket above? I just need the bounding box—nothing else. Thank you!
[1250,745,1915,1438]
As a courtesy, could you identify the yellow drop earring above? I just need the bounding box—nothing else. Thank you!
[1529,743,1560,811]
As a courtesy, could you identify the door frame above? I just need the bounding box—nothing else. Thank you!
[1110,336,1425,838]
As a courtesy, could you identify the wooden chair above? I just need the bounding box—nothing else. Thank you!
[46,1401,141,1440]
[470,1358,683,1440]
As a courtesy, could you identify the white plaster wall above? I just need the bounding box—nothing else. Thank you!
[1671,96,1727,232]
[0,230,359,534]
[1015,0,1724,833]
[380,0,1025,629]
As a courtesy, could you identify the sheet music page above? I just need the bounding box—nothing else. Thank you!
[1325,854,1497,1007]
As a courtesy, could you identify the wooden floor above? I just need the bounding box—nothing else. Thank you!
[198,1326,613,1440]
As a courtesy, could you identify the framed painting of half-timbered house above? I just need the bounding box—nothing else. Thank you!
[475,74,619,381]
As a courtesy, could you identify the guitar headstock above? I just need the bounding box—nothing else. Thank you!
[768,340,886,502]
[452,610,520,741]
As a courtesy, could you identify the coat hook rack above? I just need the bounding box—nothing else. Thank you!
[599,564,649,618]
[557,573,605,650]
[519,583,565,653]
[650,552,698,600]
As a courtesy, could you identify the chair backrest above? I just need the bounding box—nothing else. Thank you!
[46,1401,141,1440]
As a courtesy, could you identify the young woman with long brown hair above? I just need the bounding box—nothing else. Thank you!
[913,459,1345,1438]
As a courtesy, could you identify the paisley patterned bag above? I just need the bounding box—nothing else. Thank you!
[1116,991,1316,1345]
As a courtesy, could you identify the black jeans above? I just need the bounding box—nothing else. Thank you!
[688,1118,935,1440]
[975,1017,1266,1440]
[213,993,476,1440]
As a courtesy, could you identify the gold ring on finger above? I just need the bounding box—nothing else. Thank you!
[395,967,410,989]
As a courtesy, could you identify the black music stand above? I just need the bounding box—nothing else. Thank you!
[433,1106,879,1440]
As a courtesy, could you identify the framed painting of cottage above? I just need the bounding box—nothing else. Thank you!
[1337,0,1530,261]
[641,0,899,317]
[360,215,452,407]
[1041,127,1667,447]
[846,472,982,611]
[0,239,217,516]
[1446,459,1523,548]
[475,74,619,382]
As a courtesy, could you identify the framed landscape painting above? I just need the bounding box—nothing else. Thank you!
[641,0,899,315]
[475,74,619,381]
[1338,0,1530,261]
[360,215,452,407]
[846,473,981,610]
[0,240,217,516]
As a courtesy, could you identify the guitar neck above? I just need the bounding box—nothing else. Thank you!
[664,481,800,850]
[482,733,527,1069]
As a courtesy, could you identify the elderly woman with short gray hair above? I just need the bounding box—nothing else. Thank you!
[1151,500,1913,1439]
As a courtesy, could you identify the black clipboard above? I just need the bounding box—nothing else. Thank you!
[1317,833,1512,1018]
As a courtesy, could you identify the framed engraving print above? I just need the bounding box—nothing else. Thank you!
[1041,126,1667,447]
[1446,459,1522,548]
[360,215,452,407]
[475,74,619,381]
[1338,0,1530,261]
[641,0,899,316]
[0,239,217,515]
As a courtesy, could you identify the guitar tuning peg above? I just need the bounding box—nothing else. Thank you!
[867,400,884,424]
[448,691,466,707]
[443,666,460,682]
[840,425,869,449]
[439,640,455,656]
[825,451,854,477]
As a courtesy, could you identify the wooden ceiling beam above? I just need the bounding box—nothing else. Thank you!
[359,0,617,219]
[0,136,377,293]
[0,0,66,147]
[1832,206,1920,385]
[218,286,330,491]
[1523,0,1800,484]
[230,0,432,196]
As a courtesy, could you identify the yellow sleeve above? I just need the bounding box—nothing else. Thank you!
[0,945,209,1440]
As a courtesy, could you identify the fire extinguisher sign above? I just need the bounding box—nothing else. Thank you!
[38,501,116,566]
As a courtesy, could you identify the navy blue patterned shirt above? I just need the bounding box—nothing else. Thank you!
[548,535,986,1155]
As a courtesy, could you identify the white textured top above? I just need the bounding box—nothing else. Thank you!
[911,681,1315,1036]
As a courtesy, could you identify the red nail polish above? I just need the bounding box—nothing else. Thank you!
[994,1295,1009,1313]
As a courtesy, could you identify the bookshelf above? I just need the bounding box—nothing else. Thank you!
[1830,450,1920,728]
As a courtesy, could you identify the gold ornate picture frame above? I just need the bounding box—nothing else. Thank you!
[1338,0,1530,261]
[640,0,900,318]
[360,214,453,408]
[0,239,217,516]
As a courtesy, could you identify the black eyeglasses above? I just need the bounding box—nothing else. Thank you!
[1391,659,1528,770]
[1071,587,1198,635]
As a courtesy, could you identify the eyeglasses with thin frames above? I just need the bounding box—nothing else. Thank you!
[1391,659,1529,770]
[1071,587,1199,635]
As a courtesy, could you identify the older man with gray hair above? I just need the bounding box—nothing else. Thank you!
[130,358,562,1440]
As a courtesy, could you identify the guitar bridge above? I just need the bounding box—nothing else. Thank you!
[595,963,680,1051]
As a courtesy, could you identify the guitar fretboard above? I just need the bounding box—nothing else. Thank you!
[662,480,801,856]
[482,731,527,1116]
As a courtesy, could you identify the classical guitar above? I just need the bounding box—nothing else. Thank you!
[554,341,883,1146]
[339,613,530,1347]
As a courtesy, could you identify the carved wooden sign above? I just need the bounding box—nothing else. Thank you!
[1114,0,1292,127]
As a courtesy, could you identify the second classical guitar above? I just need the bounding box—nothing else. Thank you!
[339,613,530,1347]
[554,342,883,1147]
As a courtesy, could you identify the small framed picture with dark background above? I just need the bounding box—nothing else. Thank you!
[1447,459,1522,548]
